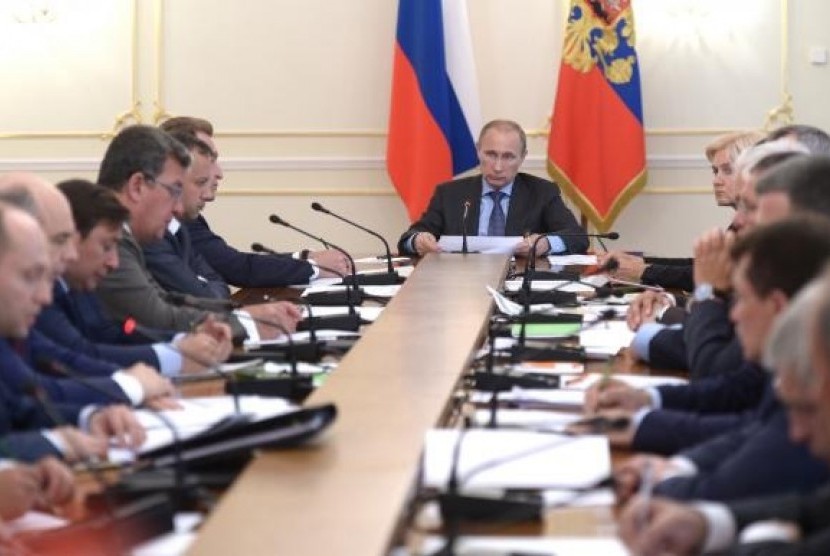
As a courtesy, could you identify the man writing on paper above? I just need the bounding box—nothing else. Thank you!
[397,119,588,257]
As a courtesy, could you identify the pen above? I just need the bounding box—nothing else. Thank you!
[638,459,654,529]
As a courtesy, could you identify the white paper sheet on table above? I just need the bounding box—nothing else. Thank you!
[245,329,360,348]
[579,320,635,355]
[548,254,599,266]
[300,305,384,322]
[5,511,67,533]
[417,535,629,556]
[561,372,688,391]
[471,388,586,410]
[486,285,558,317]
[438,235,523,254]
[511,361,585,375]
[423,429,609,490]
[503,279,596,293]
[301,284,401,298]
[353,256,412,264]
[107,396,295,464]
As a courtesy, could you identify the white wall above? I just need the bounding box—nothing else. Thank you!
[1,0,827,257]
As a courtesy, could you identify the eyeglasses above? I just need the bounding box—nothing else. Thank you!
[481,150,520,164]
[145,176,183,201]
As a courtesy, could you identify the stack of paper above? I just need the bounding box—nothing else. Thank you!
[423,429,609,491]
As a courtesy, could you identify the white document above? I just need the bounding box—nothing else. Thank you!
[471,409,583,432]
[423,429,609,491]
[438,235,524,254]
[548,254,600,266]
[131,512,203,556]
[562,372,688,391]
[300,305,384,322]
[245,329,360,348]
[353,256,412,264]
[511,361,585,375]
[417,535,629,556]
[471,388,586,410]
[503,279,596,293]
[5,511,67,533]
[486,285,557,316]
[261,361,335,376]
[108,396,296,464]
[579,320,635,355]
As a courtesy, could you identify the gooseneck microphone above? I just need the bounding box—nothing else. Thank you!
[268,214,364,305]
[251,242,363,331]
[310,202,403,285]
[459,199,479,255]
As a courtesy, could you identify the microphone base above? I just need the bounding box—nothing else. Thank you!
[298,313,362,332]
[438,491,543,523]
[511,344,586,362]
[23,494,175,556]
[226,375,315,403]
[472,371,561,392]
[518,270,581,281]
[340,272,404,286]
[303,289,364,306]
[247,341,325,362]
[507,290,578,306]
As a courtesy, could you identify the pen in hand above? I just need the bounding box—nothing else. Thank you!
[638,459,655,530]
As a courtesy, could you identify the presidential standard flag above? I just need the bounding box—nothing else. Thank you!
[387,0,482,222]
[547,0,647,232]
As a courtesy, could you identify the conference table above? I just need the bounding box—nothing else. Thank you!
[186,253,622,555]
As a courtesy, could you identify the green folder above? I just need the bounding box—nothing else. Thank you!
[510,322,583,338]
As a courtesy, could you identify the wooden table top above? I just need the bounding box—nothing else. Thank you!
[187,253,511,555]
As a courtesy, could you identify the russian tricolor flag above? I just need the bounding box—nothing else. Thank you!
[387,0,482,222]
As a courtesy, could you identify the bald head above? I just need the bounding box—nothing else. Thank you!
[0,172,78,275]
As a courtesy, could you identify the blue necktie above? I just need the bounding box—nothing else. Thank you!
[487,191,506,236]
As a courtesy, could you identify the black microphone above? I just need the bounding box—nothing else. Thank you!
[231,313,314,403]
[268,214,365,305]
[310,202,403,285]
[450,199,479,255]
[252,241,363,332]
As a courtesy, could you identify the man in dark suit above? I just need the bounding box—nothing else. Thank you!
[397,119,587,257]
[582,217,830,454]
[0,200,145,462]
[34,179,231,376]
[94,125,300,342]
[617,271,830,556]
[159,116,350,285]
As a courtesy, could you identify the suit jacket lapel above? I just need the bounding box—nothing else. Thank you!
[506,174,530,235]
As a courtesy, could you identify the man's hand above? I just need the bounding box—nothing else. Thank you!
[513,234,549,258]
[193,314,233,346]
[0,465,46,519]
[176,331,231,373]
[309,249,351,277]
[584,379,652,414]
[55,426,108,462]
[33,456,75,509]
[413,232,441,256]
[566,409,636,448]
[123,363,176,400]
[614,455,675,504]
[618,496,708,556]
[246,301,302,340]
[88,405,146,451]
[597,251,646,281]
[693,228,735,291]
[626,291,673,331]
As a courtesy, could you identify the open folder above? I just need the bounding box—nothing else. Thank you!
[141,403,337,469]
[108,397,337,468]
